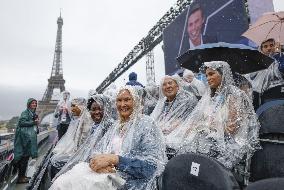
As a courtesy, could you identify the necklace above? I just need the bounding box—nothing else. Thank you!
[119,122,127,137]
[163,96,177,118]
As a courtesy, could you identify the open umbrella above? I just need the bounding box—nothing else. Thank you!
[242,11,284,46]
[176,42,273,74]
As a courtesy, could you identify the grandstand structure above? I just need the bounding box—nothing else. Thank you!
[145,50,156,86]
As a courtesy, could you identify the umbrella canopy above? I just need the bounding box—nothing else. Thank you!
[242,11,284,46]
[177,42,273,74]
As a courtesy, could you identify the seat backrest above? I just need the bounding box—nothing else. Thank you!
[253,91,261,111]
[161,153,240,190]
[256,100,284,135]
[0,162,9,185]
[261,85,284,104]
[247,178,284,190]
[250,141,284,181]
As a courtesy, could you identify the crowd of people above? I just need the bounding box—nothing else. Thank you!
[13,33,283,189]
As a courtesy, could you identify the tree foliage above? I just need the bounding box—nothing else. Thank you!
[6,116,19,129]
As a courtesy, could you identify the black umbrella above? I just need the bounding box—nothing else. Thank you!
[177,42,274,74]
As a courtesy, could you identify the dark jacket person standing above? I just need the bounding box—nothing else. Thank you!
[14,98,39,183]
[126,72,144,87]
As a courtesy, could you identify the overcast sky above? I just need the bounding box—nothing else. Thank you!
[0,0,283,120]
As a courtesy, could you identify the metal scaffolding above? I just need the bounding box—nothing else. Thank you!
[145,50,155,86]
[96,0,193,93]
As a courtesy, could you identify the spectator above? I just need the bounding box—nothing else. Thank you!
[183,69,206,97]
[179,61,260,169]
[14,98,39,183]
[53,91,72,140]
[126,72,144,87]
[143,85,159,115]
[50,98,92,178]
[259,38,276,57]
[234,73,253,102]
[245,38,284,93]
[87,94,113,135]
[151,75,197,150]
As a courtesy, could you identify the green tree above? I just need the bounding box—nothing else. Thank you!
[6,116,19,131]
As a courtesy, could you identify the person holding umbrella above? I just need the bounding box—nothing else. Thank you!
[242,12,284,49]
[244,38,284,93]
[260,38,284,74]
[242,12,284,92]
[259,38,276,57]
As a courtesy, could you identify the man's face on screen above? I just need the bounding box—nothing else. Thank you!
[187,9,204,43]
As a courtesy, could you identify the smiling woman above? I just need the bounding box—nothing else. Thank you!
[89,101,104,123]
[116,89,134,123]
[50,98,93,178]
[205,68,222,89]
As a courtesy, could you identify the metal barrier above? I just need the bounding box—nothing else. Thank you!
[26,144,54,190]
[0,130,50,155]
[0,130,51,189]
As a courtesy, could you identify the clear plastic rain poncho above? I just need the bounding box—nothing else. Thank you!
[52,94,115,179]
[87,89,97,99]
[143,85,159,115]
[234,73,254,103]
[50,86,166,190]
[52,91,72,128]
[87,94,114,135]
[183,69,206,97]
[103,83,118,120]
[50,98,93,169]
[150,75,198,149]
[245,60,284,93]
[178,61,260,169]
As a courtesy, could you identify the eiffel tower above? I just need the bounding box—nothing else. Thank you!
[37,13,66,122]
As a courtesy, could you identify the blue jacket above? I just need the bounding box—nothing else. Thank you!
[274,53,284,74]
[126,72,144,87]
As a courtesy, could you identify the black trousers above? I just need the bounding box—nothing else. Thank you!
[15,156,29,177]
[57,123,69,140]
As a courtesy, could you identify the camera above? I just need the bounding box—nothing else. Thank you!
[33,114,39,121]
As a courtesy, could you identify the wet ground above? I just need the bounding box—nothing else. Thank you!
[13,130,57,190]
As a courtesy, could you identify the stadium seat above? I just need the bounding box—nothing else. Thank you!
[250,100,284,181]
[261,85,284,104]
[246,178,284,190]
[160,153,240,190]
